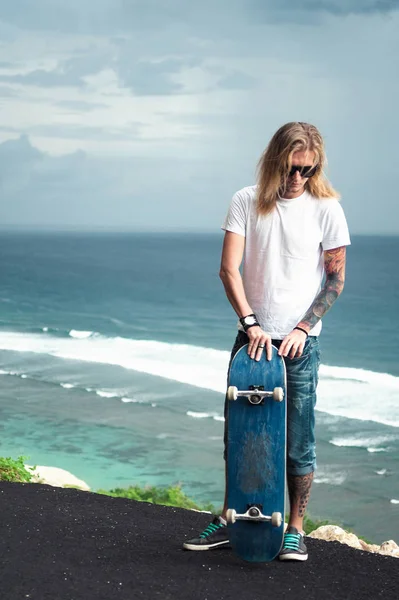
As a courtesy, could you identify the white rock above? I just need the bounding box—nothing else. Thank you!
[26,465,90,491]
[359,539,380,553]
[309,525,399,558]
[308,525,363,550]
[379,540,399,557]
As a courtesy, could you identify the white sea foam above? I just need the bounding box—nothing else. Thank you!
[120,397,155,406]
[314,471,347,486]
[69,330,93,339]
[0,369,20,376]
[316,365,399,428]
[0,366,150,406]
[187,411,221,419]
[187,411,210,419]
[330,435,397,450]
[96,391,119,399]
[0,331,398,428]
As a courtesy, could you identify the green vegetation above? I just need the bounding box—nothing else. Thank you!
[0,456,35,483]
[97,484,216,513]
[302,515,331,535]
[96,485,345,537]
[0,457,371,542]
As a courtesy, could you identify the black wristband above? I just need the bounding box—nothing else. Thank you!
[294,326,309,337]
[240,314,260,332]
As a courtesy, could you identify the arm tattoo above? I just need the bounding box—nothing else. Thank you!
[297,246,346,332]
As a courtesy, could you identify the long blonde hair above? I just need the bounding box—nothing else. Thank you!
[256,122,340,216]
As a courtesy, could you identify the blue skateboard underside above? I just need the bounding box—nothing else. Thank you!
[227,344,286,562]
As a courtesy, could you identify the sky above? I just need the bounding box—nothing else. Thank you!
[0,1,398,233]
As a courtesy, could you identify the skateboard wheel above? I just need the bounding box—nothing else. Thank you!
[227,386,238,401]
[271,512,282,528]
[273,387,284,402]
[226,509,236,524]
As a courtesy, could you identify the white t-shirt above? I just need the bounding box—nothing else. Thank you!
[222,185,351,339]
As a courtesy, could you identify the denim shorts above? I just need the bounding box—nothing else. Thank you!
[224,331,321,477]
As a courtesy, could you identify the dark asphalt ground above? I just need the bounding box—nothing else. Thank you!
[0,482,397,600]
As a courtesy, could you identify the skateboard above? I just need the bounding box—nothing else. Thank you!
[226,343,287,562]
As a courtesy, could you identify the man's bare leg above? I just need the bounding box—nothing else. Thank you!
[287,472,314,532]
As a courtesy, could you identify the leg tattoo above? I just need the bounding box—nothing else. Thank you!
[287,472,314,520]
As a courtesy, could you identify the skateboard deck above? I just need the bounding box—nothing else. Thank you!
[226,343,287,562]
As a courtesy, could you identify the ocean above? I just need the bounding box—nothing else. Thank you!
[0,232,398,544]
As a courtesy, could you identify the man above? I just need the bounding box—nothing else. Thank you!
[183,122,350,561]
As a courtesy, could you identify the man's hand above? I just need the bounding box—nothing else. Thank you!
[278,328,308,359]
[246,326,273,361]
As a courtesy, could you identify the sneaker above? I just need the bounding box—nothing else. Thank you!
[279,526,308,561]
[183,516,229,551]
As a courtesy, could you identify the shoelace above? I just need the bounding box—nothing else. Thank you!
[199,521,224,538]
[283,532,301,550]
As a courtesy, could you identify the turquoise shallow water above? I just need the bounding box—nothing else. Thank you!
[0,355,397,543]
[0,232,398,543]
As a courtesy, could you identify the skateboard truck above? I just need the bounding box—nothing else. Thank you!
[226,506,282,528]
[227,385,284,404]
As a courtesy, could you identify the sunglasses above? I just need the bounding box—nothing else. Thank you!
[288,165,318,178]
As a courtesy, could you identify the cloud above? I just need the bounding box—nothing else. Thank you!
[0,2,398,233]
[0,84,19,97]
[0,67,84,88]
[55,99,109,111]
[118,58,187,96]
[247,0,399,27]
[213,70,257,91]
[290,0,398,16]
[0,135,44,197]
[0,123,142,141]
[0,0,397,39]
[0,50,113,88]
[0,134,42,164]
[1,130,395,235]
[0,1,117,34]
[0,135,114,227]
[0,1,194,35]
[0,135,245,231]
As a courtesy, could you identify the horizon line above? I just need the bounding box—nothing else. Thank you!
[0,227,398,237]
